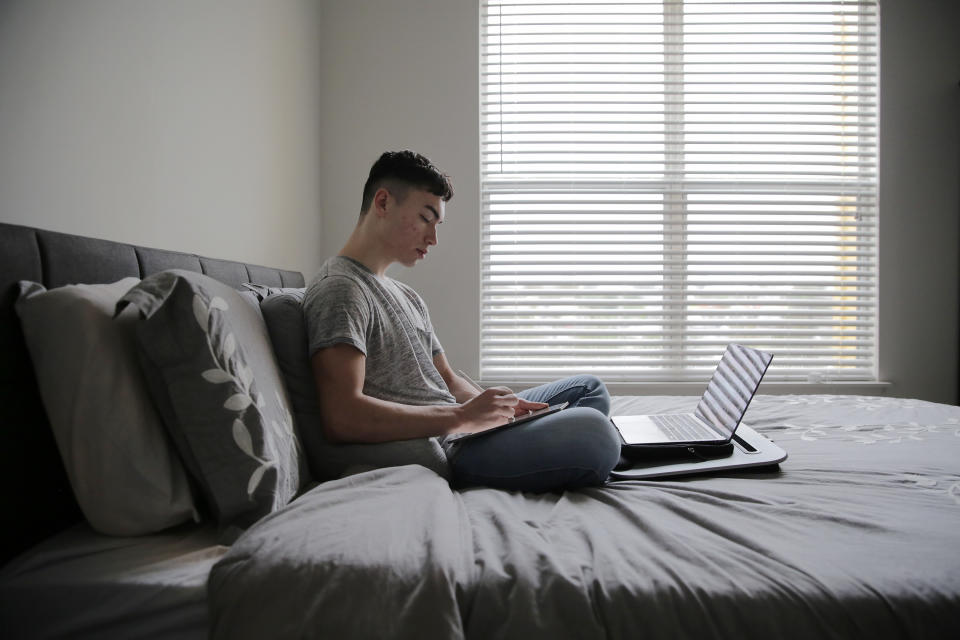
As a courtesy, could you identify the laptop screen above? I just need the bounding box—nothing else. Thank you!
[693,344,773,439]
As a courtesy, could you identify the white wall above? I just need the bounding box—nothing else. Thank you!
[0,0,323,275]
[316,0,481,376]
[317,0,960,403]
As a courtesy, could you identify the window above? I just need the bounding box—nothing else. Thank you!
[480,0,878,383]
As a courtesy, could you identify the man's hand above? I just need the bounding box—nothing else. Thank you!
[513,397,550,418]
[455,387,519,433]
[454,388,550,435]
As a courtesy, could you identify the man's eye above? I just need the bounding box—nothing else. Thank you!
[421,216,430,223]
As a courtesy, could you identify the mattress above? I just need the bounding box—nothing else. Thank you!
[0,522,225,640]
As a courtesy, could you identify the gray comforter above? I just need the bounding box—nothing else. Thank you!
[208,395,960,639]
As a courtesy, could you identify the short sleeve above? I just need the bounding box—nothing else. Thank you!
[303,275,371,357]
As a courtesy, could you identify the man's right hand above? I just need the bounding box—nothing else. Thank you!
[455,387,520,434]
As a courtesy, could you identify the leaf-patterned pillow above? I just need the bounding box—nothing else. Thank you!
[119,270,309,536]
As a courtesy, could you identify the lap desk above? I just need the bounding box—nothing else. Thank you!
[610,423,787,480]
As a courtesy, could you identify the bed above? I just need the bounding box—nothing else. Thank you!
[1,222,958,639]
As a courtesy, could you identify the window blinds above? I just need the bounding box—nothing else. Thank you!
[480,0,878,383]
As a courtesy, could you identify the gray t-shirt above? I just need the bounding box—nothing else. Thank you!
[303,256,457,408]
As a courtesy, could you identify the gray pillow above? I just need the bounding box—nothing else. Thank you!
[15,278,198,536]
[119,270,310,534]
[257,288,450,480]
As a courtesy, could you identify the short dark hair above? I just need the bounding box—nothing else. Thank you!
[360,150,453,214]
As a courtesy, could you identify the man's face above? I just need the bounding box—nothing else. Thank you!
[381,188,445,268]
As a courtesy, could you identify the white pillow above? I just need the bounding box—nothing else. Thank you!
[16,278,198,535]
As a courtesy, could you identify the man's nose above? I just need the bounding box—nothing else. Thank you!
[426,226,438,246]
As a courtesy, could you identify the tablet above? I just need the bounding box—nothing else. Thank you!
[445,401,569,443]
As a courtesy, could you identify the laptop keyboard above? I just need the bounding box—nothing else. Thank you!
[651,414,716,441]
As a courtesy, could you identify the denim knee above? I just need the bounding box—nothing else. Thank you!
[523,410,621,490]
[576,374,611,416]
[561,409,621,486]
[518,373,612,418]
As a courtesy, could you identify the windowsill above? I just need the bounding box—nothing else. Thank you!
[484,380,893,397]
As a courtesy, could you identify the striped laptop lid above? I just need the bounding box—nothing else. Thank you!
[693,343,774,439]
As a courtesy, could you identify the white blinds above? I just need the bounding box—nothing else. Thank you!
[480,0,879,383]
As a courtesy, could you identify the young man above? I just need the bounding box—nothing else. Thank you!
[304,150,621,492]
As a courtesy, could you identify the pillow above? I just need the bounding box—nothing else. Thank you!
[15,278,198,536]
[257,288,450,480]
[118,270,310,534]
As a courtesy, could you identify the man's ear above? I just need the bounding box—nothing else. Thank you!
[373,187,392,218]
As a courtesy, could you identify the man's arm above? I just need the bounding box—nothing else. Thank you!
[311,344,521,444]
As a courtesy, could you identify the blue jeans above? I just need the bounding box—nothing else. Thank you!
[448,375,621,493]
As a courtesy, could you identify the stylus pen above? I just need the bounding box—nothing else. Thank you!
[456,369,485,393]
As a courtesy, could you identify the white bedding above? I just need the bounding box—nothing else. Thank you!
[0,522,225,639]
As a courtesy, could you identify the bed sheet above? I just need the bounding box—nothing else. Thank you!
[0,522,225,640]
[209,394,960,640]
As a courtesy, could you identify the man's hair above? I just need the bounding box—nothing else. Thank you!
[360,150,453,214]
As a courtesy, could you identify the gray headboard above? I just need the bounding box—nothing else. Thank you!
[0,222,305,565]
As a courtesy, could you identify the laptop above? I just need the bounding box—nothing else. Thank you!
[610,343,787,479]
[611,343,773,446]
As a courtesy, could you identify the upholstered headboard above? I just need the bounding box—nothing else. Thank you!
[0,222,305,565]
